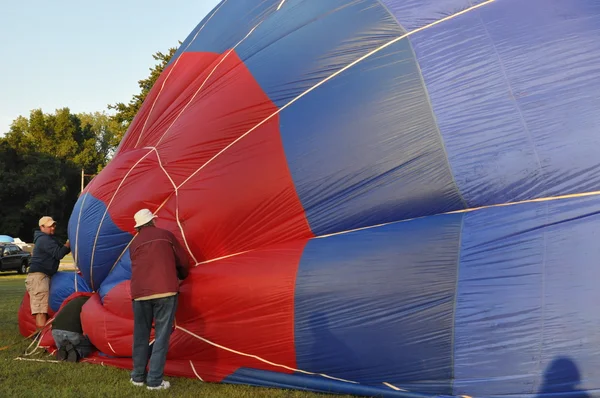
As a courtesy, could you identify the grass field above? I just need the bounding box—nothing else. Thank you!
[61,253,74,264]
[0,274,353,398]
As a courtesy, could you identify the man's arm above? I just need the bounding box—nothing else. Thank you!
[170,234,191,280]
[42,236,71,261]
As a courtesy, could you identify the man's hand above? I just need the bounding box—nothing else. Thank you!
[65,240,71,248]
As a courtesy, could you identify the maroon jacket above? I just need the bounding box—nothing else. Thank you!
[129,225,191,300]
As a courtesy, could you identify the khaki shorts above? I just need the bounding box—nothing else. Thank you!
[25,272,50,315]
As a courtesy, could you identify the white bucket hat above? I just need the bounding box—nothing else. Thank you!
[134,208,157,228]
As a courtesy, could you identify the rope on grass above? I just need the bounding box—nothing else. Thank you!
[23,331,44,356]
[14,357,62,364]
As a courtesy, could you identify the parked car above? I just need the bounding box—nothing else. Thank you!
[0,242,31,274]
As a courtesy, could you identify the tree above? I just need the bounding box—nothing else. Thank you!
[77,112,119,172]
[108,46,179,146]
[0,44,181,241]
[0,109,113,240]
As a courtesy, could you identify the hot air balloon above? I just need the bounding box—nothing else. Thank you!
[19,0,600,396]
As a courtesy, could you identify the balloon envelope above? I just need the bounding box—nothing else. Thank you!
[20,1,600,396]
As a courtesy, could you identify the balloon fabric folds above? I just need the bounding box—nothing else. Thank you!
[19,1,600,397]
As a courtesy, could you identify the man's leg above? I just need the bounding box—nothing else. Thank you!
[52,329,72,361]
[25,273,50,330]
[52,329,70,349]
[58,330,94,359]
[35,314,48,329]
[146,295,178,388]
[131,299,153,383]
[75,335,94,358]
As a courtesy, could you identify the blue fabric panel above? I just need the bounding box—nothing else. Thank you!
[278,37,465,236]
[378,0,489,31]
[223,368,451,398]
[67,193,131,291]
[453,196,600,396]
[67,193,85,269]
[171,0,280,61]
[405,0,600,207]
[453,204,546,396]
[294,214,463,394]
[49,271,92,312]
[536,197,600,395]
[235,0,404,107]
[98,248,131,301]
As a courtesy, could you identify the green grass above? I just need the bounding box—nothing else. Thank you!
[60,253,74,264]
[0,274,353,398]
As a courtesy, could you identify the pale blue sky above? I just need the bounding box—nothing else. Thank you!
[0,0,221,135]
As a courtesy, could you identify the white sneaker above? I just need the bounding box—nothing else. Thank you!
[130,378,144,387]
[147,380,170,390]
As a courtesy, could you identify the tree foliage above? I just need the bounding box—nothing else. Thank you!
[0,109,116,240]
[0,46,177,241]
[108,46,178,146]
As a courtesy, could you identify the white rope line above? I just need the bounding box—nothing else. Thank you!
[193,249,252,266]
[134,58,180,148]
[147,147,197,263]
[383,382,408,391]
[176,325,358,384]
[83,1,233,279]
[105,185,179,273]
[74,192,89,267]
[190,360,205,381]
[93,20,265,281]
[176,199,198,264]
[23,332,43,356]
[277,0,287,11]
[23,318,55,357]
[315,188,600,240]
[88,148,154,290]
[85,0,496,283]
[183,0,229,55]
[107,342,117,354]
[174,0,496,192]
[104,184,174,275]
[73,166,104,279]
[133,0,229,148]
[108,236,136,274]
[184,189,600,263]
[146,147,177,190]
[153,22,263,148]
[85,5,280,284]
[14,357,62,364]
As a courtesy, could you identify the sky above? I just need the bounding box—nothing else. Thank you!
[0,0,221,136]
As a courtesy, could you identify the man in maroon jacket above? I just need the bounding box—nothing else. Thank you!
[128,208,191,390]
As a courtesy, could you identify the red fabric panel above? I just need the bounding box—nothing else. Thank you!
[80,293,148,357]
[102,280,134,319]
[84,50,312,264]
[172,109,313,260]
[22,240,306,383]
[169,240,307,381]
[18,292,56,338]
[150,50,282,185]
[117,52,221,152]
[157,51,313,260]
[82,241,305,382]
[85,149,175,235]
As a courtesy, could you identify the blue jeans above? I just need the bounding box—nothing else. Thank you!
[52,329,94,358]
[130,294,178,387]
